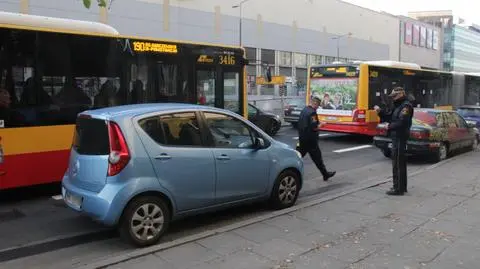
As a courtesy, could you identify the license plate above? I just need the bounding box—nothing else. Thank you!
[292,111,300,115]
[388,143,392,149]
[65,191,83,209]
[326,116,337,121]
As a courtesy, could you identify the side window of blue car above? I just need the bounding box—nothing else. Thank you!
[203,112,255,149]
[139,112,204,147]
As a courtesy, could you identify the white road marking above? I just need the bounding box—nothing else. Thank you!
[333,145,373,153]
[51,195,63,200]
[292,134,329,140]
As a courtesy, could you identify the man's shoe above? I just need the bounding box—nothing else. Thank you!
[324,171,336,181]
[390,187,407,193]
[386,189,404,196]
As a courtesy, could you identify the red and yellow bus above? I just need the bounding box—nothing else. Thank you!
[0,11,247,190]
[306,61,463,136]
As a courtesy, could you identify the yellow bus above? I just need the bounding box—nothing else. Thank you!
[0,11,247,190]
[306,60,466,136]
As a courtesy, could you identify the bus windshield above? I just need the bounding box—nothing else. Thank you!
[310,65,359,112]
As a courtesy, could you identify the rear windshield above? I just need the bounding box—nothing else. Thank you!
[413,111,438,127]
[457,108,480,117]
[287,99,306,106]
[73,117,109,155]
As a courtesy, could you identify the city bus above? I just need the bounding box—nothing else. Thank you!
[0,11,247,190]
[306,61,463,136]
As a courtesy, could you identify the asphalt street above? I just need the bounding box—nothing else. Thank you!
[0,126,437,269]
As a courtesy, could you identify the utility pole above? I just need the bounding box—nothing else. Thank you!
[232,0,252,47]
[331,32,352,61]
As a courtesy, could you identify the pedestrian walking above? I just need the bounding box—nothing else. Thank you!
[374,87,413,195]
[296,95,336,181]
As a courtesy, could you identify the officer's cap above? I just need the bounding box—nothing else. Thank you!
[388,87,405,97]
[311,94,322,103]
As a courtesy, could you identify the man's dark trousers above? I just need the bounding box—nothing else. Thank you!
[391,137,407,193]
[298,138,328,177]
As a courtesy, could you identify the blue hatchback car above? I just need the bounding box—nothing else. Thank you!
[62,104,303,246]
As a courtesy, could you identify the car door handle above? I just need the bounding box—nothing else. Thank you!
[216,154,230,161]
[155,153,171,160]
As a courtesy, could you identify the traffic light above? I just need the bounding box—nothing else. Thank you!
[263,65,272,83]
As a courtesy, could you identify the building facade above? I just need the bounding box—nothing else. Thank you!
[398,16,443,70]
[1,0,440,95]
[410,10,480,73]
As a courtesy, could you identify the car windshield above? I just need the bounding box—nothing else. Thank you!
[413,110,438,127]
[457,108,480,117]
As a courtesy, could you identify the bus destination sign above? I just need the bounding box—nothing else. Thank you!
[132,41,178,53]
[310,66,358,78]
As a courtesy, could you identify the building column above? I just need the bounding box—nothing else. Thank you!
[256,48,262,95]
[99,6,108,24]
[163,0,170,32]
[20,0,29,14]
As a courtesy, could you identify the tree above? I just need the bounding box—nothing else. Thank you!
[82,0,107,9]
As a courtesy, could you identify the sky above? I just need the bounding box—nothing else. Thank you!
[343,0,480,25]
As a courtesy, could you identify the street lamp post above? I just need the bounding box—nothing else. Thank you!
[331,32,352,61]
[232,0,251,47]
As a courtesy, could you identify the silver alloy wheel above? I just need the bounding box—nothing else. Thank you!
[131,203,164,242]
[439,144,447,160]
[278,175,297,205]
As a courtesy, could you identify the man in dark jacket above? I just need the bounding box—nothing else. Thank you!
[297,95,336,181]
[374,87,413,195]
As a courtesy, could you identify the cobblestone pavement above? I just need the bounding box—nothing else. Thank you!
[104,151,480,269]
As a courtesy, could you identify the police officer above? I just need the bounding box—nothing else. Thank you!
[297,95,336,181]
[374,87,413,195]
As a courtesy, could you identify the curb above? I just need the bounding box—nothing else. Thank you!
[75,151,467,269]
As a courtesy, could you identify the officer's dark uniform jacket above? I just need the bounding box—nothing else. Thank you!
[298,105,319,144]
[379,98,413,139]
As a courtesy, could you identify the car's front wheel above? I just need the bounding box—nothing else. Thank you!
[269,170,300,210]
[119,196,170,247]
[382,148,391,158]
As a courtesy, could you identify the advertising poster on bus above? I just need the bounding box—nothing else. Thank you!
[310,78,357,116]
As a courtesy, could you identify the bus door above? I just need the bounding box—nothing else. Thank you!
[219,65,243,116]
[0,135,5,189]
[195,67,217,107]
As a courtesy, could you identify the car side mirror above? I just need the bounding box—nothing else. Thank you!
[254,137,265,149]
[467,122,476,128]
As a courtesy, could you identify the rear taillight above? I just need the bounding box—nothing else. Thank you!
[353,109,366,123]
[410,130,430,140]
[107,121,130,176]
[376,126,388,136]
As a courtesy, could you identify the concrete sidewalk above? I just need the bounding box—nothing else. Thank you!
[104,151,480,269]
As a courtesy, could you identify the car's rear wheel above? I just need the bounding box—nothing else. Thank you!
[119,196,170,247]
[268,119,280,136]
[434,142,448,162]
[269,170,300,210]
[291,122,298,129]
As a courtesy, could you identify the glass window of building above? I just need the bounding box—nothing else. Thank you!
[279,67,292,77]
[325,56,337,64]
[309,55,323,65]
[279,51,292,66]
[261,49,275,66]
[294,53,307,67]
[245,47,256,62]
